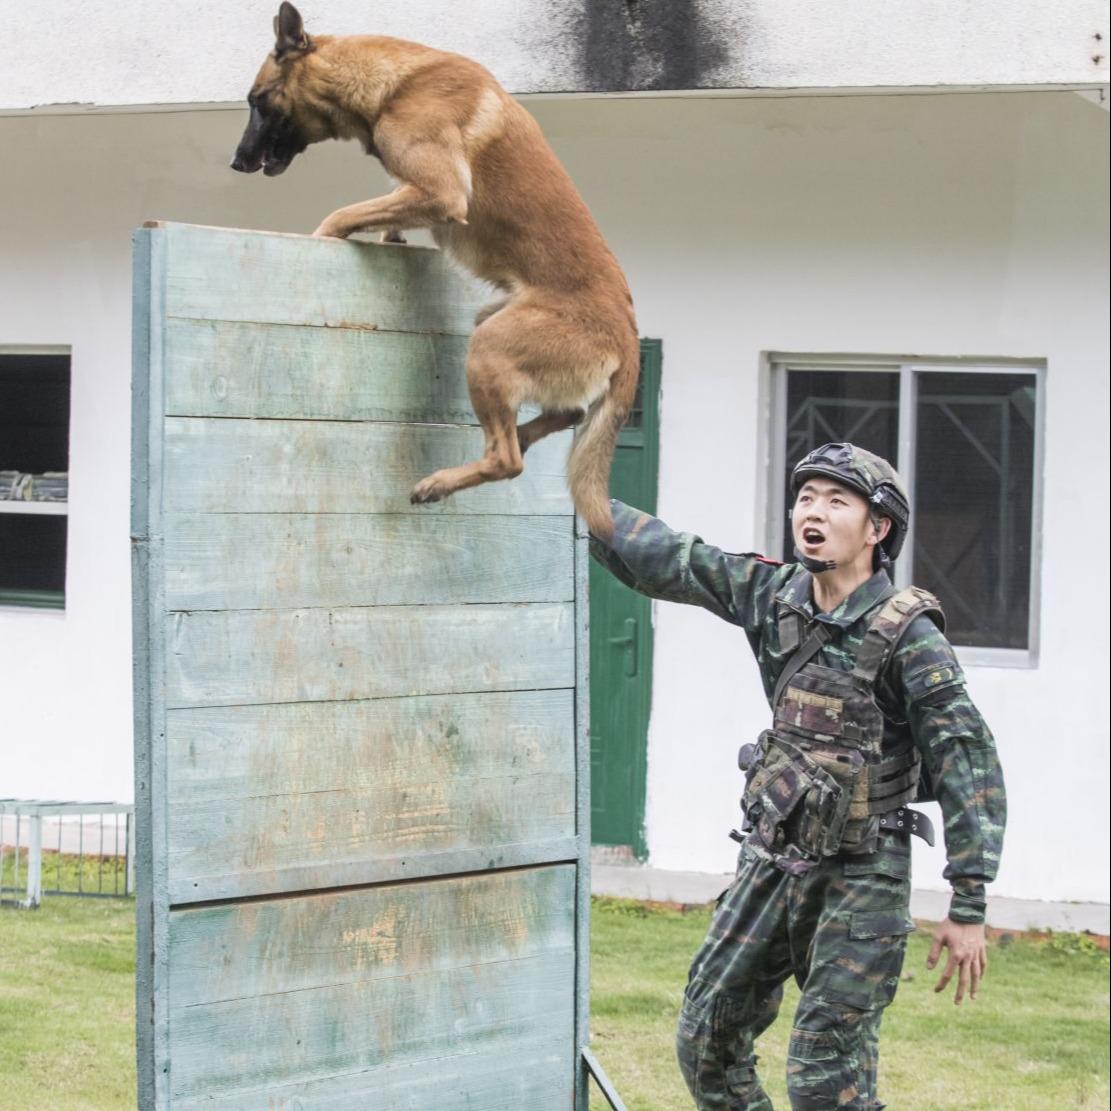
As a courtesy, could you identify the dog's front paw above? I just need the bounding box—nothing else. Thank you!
[312,221,349,240]
[410,472,452,505]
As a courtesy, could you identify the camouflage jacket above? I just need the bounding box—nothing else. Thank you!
[589,500,1006,925]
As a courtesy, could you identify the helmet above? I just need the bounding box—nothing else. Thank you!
[791,442,910,568]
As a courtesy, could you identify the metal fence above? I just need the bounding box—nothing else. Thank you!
[0,800,135,908]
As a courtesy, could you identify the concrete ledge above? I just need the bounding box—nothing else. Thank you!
[591,862,1110,935]
[3,0,1108,110]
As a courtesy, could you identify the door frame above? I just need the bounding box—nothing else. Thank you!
[589,338,661,859]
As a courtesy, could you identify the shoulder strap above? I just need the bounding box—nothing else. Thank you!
[772,621,832,708]
[852,585,945,685]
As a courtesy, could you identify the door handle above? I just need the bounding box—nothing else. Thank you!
[607,617,638,677]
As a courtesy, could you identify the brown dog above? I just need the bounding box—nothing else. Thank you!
[231,2,639,537]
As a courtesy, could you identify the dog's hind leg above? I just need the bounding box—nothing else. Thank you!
[517,409,585,454]
[409,297,610,506]
[410,347,527,505]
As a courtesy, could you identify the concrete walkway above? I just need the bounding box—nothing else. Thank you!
[592,861,1110,935]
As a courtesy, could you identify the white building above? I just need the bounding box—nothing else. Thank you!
[2,1,1108,907]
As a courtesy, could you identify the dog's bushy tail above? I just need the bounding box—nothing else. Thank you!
[567,336,641,541]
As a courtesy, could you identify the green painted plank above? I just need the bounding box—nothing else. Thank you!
[164,318,476,424]
[171,1045,573,1110]
[163,416,573,517]
[160,223,485,336]
[165,689,574,902]
[167,867,574,1104]
[169,865,574,1005]
[170,960,573,1104]
[165,601,575,709]
[163,513,573,612]
[170,839,579,907]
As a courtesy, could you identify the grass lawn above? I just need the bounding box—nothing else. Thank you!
[0,894,1106,1109]
[0,895,135,1111]
[589,897,1110,1110]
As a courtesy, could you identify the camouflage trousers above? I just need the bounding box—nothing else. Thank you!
[676,832,916,1110]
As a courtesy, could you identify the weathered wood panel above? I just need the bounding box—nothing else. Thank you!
[163,416,573,516]
[134,224,589,1108]
[165,601,575,709]
[161,223,485,335]
[167,866,575,1107]
[163,513,573,611]
[166,689,575,902]
[172,1045,572,1111]
[164,317,477,424]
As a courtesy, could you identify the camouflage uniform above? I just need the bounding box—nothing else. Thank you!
[589,501,1006,1110]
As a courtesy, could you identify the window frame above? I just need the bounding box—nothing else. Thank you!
[0,344,72,613]
[763,353,1046,669]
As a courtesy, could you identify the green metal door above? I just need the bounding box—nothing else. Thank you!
[589,340,660,858]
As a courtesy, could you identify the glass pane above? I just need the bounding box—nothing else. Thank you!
[913,372,1036,650]
[0,513,67,602]
[782,370,900,560]
[0,353,70,474]
[1,352,71,607]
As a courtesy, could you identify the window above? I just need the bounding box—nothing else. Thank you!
[0,349,71,610]
[767,356,1044,665]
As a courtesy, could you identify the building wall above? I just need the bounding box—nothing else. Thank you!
[0,91,1106,901]
[3,0,1106,109]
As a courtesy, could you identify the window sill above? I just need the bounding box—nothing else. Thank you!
[0,501,68,516]
[0,590,65,611]
[954,646,1037,670]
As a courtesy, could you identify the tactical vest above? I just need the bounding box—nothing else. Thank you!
[739,586,942,875]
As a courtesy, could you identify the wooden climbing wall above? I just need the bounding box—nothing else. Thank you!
[131,222,590,1109]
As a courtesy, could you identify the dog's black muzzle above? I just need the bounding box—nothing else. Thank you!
[231,105,305,177]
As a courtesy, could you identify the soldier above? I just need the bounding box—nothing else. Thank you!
[589,442,1006,1110]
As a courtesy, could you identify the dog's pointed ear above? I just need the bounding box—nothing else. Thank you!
[273,2,311,58]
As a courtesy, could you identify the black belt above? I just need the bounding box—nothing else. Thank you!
[878,806,935,847]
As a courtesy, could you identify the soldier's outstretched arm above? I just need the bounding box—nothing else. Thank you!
[588,500,787,631]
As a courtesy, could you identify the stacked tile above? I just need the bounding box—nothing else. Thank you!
[0,471,68,501]
[28,472,68,501]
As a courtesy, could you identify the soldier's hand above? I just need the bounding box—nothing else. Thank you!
[926,919,988,1004]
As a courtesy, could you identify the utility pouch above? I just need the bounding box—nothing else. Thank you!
[786,742,857,858]
[742,732,848,860]
[795,751,862,853]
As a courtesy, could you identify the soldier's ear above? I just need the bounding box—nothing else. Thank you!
[871,516,892,544]
[274,2,311,59]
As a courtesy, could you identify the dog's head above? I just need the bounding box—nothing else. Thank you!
[230,3,329,176]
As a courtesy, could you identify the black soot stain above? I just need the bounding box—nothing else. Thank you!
[577,0,731,92]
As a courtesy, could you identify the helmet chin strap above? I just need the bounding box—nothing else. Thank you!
[793,546,837,574]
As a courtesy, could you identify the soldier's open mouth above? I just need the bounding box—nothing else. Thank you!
[803,528,825,545]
